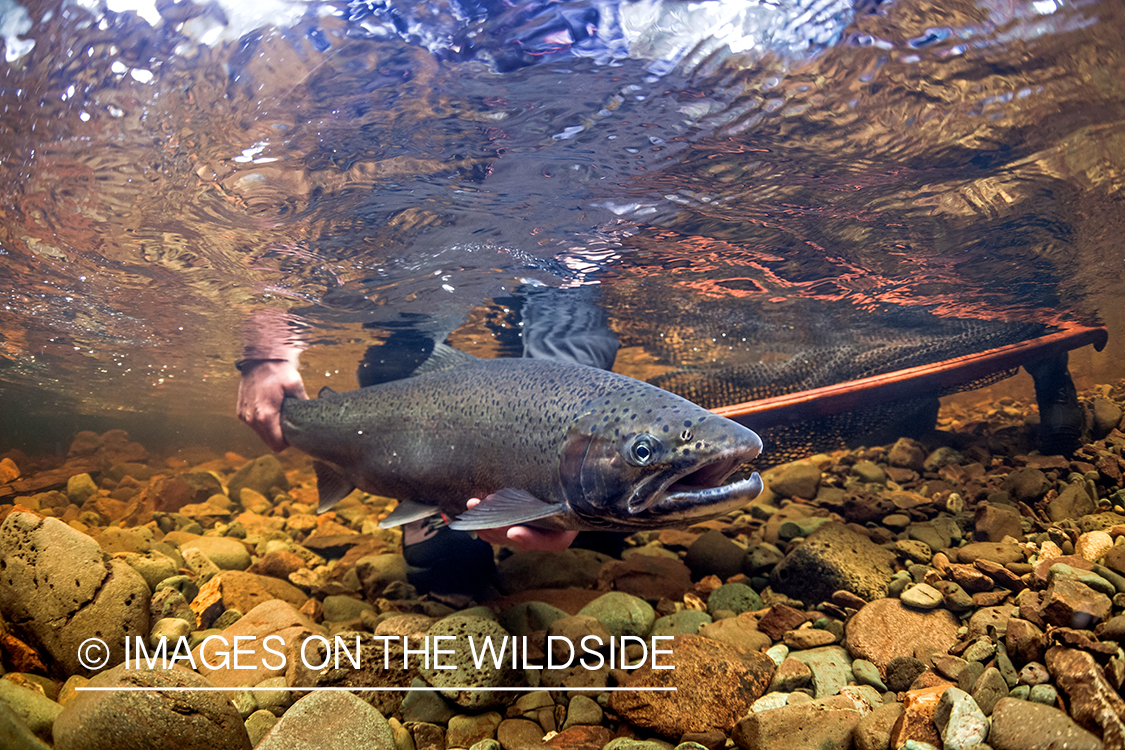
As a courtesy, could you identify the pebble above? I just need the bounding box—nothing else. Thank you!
[578,592,656,638]
[771,523,897,604]
[255,690,393,750]
[989,697,1103,750]
[900,583,944,609]
[52,665,251,750]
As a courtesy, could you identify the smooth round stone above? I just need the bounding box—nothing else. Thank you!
[707,583,763,616]
[766,643,790,666]
[0,680,61,742]
[255,689,393,750]
[651,610,713,638]
[1075,531,1113,562]
[1029,684,1059,705]
[245,710,278,747]
[321,595,375,623]
[883,514,912,531]
[251,677,292,716]
[900,583,944,609]
[53,666,250,750]
[150,616,192,644]
[496,718,545,750]
[563,695,604,729]
[578,592,655,638]
[180,536,252,571]
[1018,662,1050,686]
[852,659,888,692]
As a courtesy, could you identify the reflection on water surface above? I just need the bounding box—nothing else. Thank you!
[0,0,1123,450]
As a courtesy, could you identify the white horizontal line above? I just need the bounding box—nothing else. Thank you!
[76,686,676,692]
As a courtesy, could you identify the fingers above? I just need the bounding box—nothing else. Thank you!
[237,360,307,452]
[463,497,578,552]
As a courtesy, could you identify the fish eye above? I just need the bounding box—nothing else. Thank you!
[626,434,661,466]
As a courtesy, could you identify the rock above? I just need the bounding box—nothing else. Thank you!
[497,550,608,593]
[402,679,455,724]
[769,656,814,692]
[561,695,603,729]
[52,665,251,750]
[0,680,61,743]
[890,686,947,749]
[1046,646,1125,749]
[684,530,746,580]
[732,694,866,750]
[697,613,772,654]
[788,645,854,698]
[970,667,1008,715]
[844,598,961,676]
[766,461,822,499]
[120,551,179,590]
[195,571,308,620]
[609,634,775,737]
[854,701,904,750]
[771,523,896,604]
[852,659,888,692]
[650,610,712,638]
[245,710,278,746]
[321,595,374,623]
[420,616,521,709]
[886,656,928,693]
[888,438,926,471]
[1075,531,1114,563]
[193,599,323,688]
[1007,468,1050,502]
[496,718,545,750]
[247,550,307,581]
[227,455,288,502]
[499,602,569,637]
[934,688,988,750]
[1004,618,1045,666]
[179,537,252,571]
[756,605,809,641]
[66,474,99,505]
[784,627,837,650]
[1092,398,1123,438]
[900,583,944,610]
[989,697,1104,750]
[707,583,763,616]
[255,690,394,750]
[0,700,52,750]
[577,592,655,638]
[1039,576,1112,629]
[546,725,614,750]
[0,512,151,677]
[1048,481,1096,523]
[598,555,693,602]
[974,503,1023,543]
[956,543,1026,566]
[153,473,224,513]
[851,461,886,485]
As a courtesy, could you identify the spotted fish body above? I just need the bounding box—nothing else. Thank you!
[280,347,763,532]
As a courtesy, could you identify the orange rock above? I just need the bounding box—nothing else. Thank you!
[0,632,48,673]
[0,457,21,483]
[890,685,950,748]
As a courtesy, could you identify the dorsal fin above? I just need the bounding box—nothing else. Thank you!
[318,385,337,398]
[412,343,478,376]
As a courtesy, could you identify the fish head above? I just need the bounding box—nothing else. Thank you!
[559,386,764,529]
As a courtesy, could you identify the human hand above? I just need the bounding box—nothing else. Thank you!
[237,359,308,451]
[465,498,579,552]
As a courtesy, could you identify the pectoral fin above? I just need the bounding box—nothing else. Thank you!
[313,461,355,513]
[378,500,442,529]
[447,488,564,531]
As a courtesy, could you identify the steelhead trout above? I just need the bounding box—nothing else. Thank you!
[280,345,763,532]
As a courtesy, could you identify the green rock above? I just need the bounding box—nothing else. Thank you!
[121,550,179,590]
[154,574,199,602]
[420,616,521,709]
[66,473,99,505]
[211,609,243,630]
[651,610,713,638]
[578,592,656,638]
[0,701,52,750]
[563,695,604,728]
[604,738,672,750]
[498,601,569,636]
[0,681,61,743]
[244,710,278,746]
[150,586,194,624]
[446,711,502,747]
[787,645,854,699]
[707,583,763,616]
[322,595,375,623]
[401,678,455,724]
[851,659,887,692]
[180,537,252,571]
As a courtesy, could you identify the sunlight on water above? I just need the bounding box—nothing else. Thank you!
[0,0,1123,450]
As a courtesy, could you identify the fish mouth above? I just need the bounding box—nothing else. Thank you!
[629,450,763,521]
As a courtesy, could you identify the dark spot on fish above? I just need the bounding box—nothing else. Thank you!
[662,425,670,433]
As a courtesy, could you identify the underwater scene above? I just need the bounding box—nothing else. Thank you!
[1,0,1125,748]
